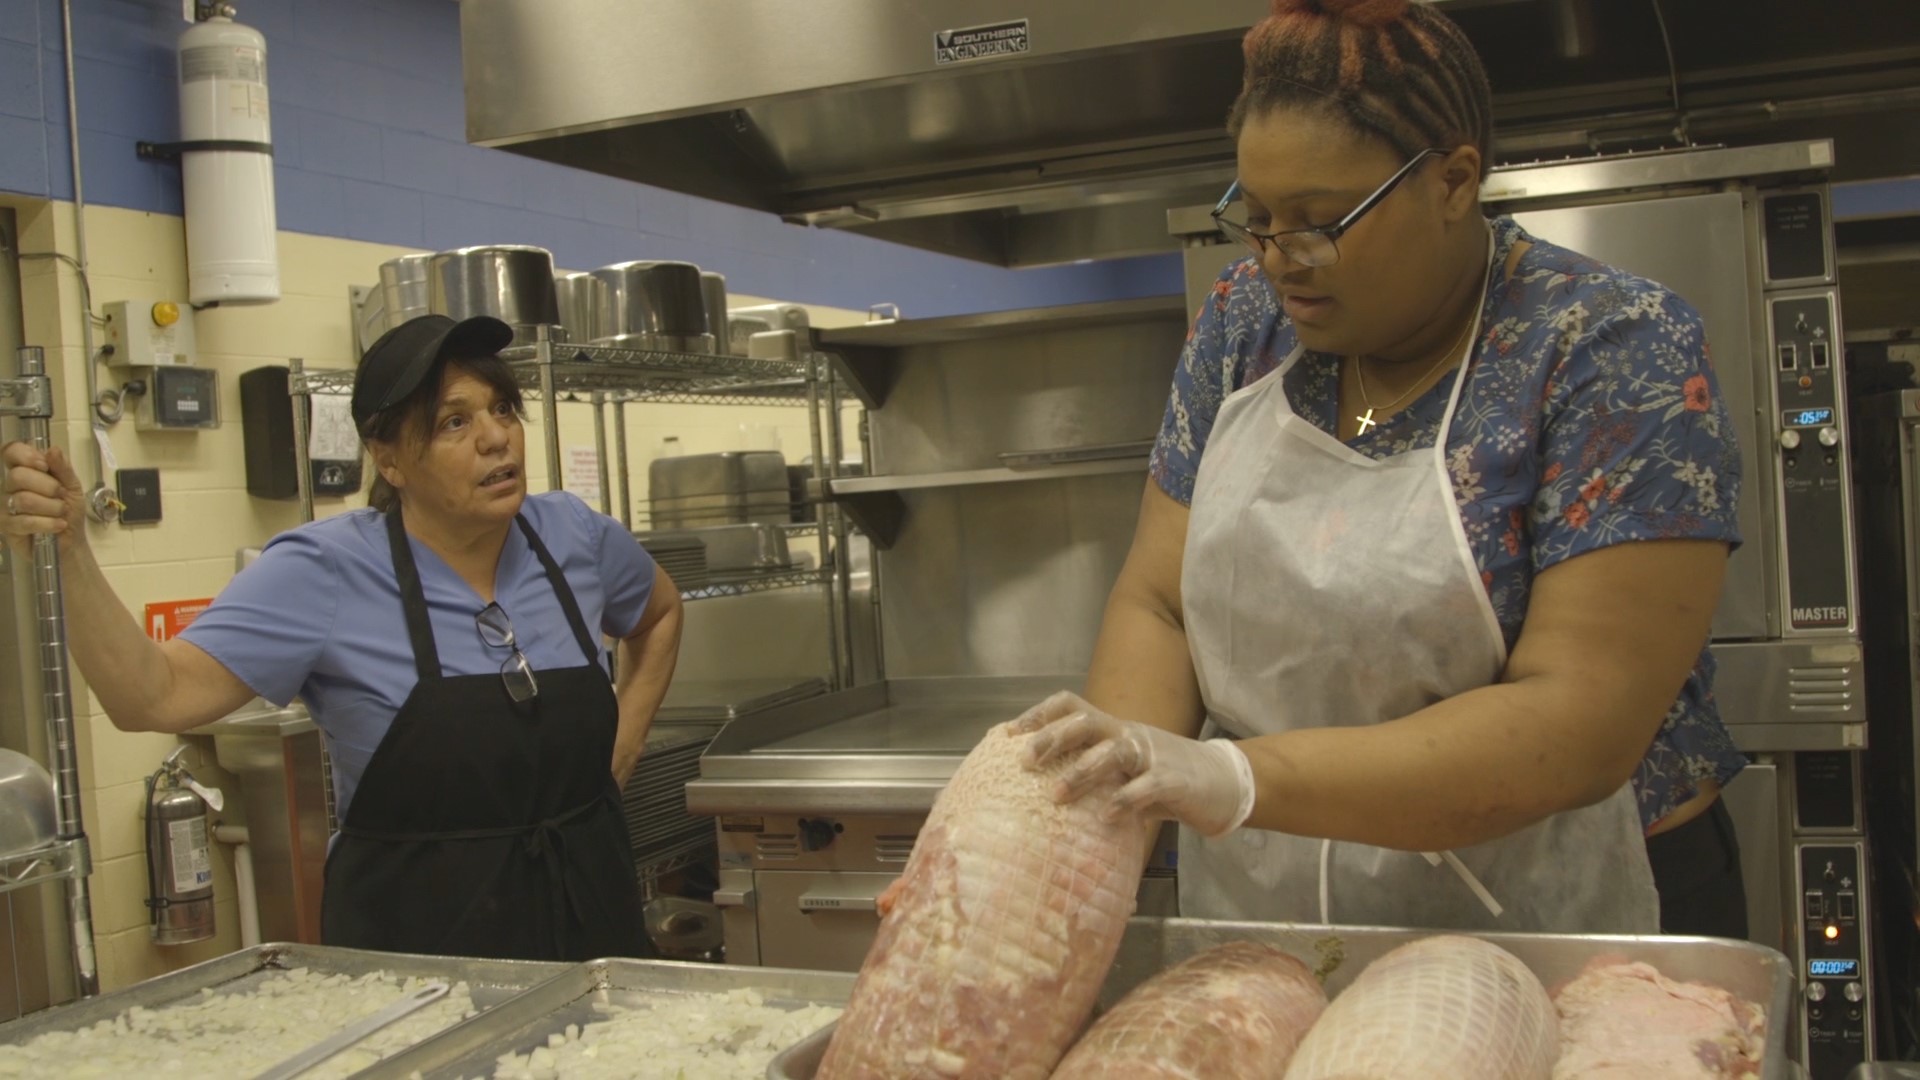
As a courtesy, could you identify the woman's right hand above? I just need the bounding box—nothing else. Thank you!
[1014,691,1257,837]
[2,441,87,552]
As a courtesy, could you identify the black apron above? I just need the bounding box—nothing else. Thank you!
[320,508,651,961]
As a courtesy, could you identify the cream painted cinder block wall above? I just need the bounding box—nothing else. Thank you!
[4,195,864,992]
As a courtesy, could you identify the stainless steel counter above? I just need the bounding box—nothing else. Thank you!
[688,676,1068,816]
[687,676,1183,972]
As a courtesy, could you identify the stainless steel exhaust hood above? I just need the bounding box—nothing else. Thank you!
[461,0,1920,268]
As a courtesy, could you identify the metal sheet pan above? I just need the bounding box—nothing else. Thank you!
[358,957,855,1080]
[0,942,569,1046]
[767,917,1797,1079]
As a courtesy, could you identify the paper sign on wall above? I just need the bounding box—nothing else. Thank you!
[564,446,602,504]
[145,598,214,642]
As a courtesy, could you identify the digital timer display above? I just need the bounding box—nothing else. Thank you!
[1784,407,1835,428]
[1808,959,1858,978]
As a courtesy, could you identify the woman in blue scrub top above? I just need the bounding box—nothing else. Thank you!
[1,314,683,961]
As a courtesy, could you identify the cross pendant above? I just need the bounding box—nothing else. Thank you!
[1356,408,1377,434]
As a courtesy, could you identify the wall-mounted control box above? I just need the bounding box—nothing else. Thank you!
[137,366,219,431]
[104,299,198,367]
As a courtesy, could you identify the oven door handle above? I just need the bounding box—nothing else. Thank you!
[797,889,883,913]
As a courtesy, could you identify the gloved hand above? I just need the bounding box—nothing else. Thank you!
[1010,691,1256,838]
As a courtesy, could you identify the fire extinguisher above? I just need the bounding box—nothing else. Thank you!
[145,746,224,945]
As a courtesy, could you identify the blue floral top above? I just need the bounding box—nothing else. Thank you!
[1151,216,1746,832]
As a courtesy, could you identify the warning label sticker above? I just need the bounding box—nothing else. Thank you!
[935,19,1029,66]
[169,816,213,895]
[182,45,264,84]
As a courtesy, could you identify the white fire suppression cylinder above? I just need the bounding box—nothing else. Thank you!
[177,12,280,305]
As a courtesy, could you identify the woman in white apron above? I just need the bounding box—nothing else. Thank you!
[1017,0,1747,937]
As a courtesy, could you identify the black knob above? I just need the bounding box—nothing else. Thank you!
[799,818,838,852]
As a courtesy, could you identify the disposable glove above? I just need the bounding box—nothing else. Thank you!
[1011,691,1256,837]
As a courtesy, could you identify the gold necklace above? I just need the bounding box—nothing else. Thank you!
[1352,305,1480,435]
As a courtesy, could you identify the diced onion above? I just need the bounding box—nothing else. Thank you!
[485,989,842,1080]
[0,968,477,1079]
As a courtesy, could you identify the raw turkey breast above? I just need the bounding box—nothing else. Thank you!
[1051,940,1328,1080]
[1283,934,1559,1080]
[813,721,1154,1080]
[1552,957,1765,1078]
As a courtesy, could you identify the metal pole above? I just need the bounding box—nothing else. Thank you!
[58,0,110,512]
[288,357,315,524]
[803,345,843,690]
[537,327,562,493]
[825,371,855,688]
[591,393,612,516]
[612,397,632,528]
[15,345,98,998]
[859,407,885,680]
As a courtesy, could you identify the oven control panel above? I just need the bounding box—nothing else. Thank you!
[1797,841,1871,1076]
[1769,289,1854,634]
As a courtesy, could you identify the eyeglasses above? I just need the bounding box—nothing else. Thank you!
[1211,148,1448,268]
[475,602,539,703]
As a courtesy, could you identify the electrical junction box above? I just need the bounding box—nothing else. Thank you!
[104,299,198,367]
[135,366,220,431]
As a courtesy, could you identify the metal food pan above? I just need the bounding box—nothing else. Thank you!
[358,957,854,1079]
[0,942,570,1045]
[768,917,1796,1079]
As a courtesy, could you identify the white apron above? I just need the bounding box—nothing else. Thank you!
[1175,244,1660,934]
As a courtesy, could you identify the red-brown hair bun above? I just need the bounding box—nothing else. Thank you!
[1270,0,1410,28]
[1234,0,1493,175]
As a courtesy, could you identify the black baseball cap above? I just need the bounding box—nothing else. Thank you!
[351,314,515,427]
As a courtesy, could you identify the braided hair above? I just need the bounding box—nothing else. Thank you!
[1230,0,1493,175]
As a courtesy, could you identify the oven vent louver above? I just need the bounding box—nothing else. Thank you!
[1788,664,1856,713]
[875,834,920,863]
[756,834,800,860]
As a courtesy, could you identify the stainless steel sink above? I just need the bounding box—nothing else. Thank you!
[192,699,315,744]
[187,699,329,943]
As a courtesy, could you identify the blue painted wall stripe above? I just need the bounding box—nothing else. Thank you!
[1,0,1182,317]
[1832,177,1920,222]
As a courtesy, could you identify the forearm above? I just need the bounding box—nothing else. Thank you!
[56,540,178,730]
[1084,587,1205,738]
[1238,674,1645,851]
[611,604,682,787]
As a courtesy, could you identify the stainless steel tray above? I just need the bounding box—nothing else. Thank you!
[0,942,570,1046]
[357,957,855,1079]
[688,523,792,572]
[767,917,1797,1080]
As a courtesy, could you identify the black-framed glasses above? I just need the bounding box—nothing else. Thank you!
[1211,148,1448,268]
[475,602,539,703]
